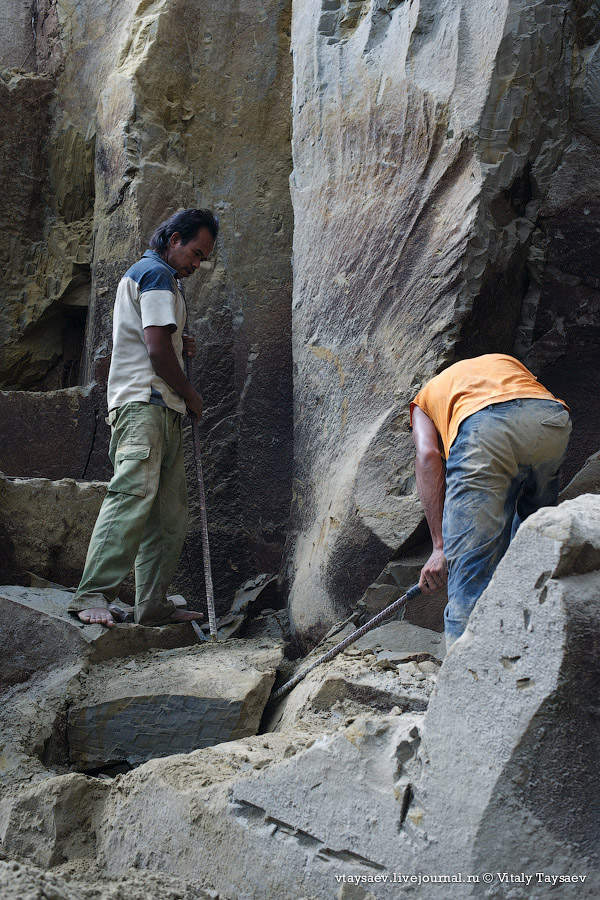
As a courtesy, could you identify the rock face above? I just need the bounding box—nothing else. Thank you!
[0,385,111,482]
[0,586,201,689]
[286,0,600,645]
[0,0,294,611]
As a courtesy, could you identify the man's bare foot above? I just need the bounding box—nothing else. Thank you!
[169,609,204,623]
[77,608,115,628]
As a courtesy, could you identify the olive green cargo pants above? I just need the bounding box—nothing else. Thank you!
[68,401,187,625]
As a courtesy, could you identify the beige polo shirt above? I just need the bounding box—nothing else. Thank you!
[107,250,187,415]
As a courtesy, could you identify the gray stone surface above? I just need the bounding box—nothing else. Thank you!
[0,586,201,689]
[353,620,445,661]
[0,1,35,69]
[412,493,600,896]
[96,715,424,898]
[560,449,600,501]
[285,0,600,646]
[360,547,446,631]
[67,640,283,770]
[0,385,110,482]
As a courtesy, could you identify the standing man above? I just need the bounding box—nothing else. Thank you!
[410,354,571,648]
[68,208,219,628]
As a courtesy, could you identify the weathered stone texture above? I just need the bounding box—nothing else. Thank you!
[0,473,107,587]
[59,496,598,899]
[286,0,600,645]
[0,384,110,481]
[0,586,200,689]
[1,0,294,613]
[413,493,600,896]
[0,1,34,69]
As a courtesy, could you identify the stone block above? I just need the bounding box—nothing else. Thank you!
[67,639,283,770]
[413,494,600,895]
[96,715,424,898]
[0,473,107,587]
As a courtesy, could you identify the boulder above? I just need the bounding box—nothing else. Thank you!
[412,493,600,895]
[96,714,423,898]
[66,495,600,899]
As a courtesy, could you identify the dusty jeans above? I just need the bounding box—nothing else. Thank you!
[443,398,571,648]
[68,402,188,624]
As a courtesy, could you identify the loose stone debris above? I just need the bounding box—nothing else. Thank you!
[1,496,598,899]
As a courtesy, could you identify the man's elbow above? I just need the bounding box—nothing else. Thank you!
[146,344,164,372]
[416,446,443,469]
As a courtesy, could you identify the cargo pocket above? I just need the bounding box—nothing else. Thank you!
[109,446,151,497]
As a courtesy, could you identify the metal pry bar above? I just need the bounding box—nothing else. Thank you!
[272,584,422,701]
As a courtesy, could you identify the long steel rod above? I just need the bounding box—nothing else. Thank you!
[272,584,422,701]
[185,356,218,641]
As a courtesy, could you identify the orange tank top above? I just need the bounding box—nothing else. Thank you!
[410,354,567,458]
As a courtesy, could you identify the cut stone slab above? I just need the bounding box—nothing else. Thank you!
[0,384,110,482]
[67,639,283,770]
[96,715,423,899]
[0,586,202,689]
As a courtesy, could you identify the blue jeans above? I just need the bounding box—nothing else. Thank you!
[443,398,571,647]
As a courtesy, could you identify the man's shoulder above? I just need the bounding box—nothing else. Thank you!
[122,252,176,294]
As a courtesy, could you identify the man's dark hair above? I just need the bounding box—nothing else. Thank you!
[149,208,219,255]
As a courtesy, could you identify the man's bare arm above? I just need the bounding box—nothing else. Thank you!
[412,405,448,593]
[143,325,203,418]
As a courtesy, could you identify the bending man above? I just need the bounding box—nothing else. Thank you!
[410,354,571,648]
[68,208,218,628]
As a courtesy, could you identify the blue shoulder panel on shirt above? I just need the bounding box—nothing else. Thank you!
[124,255,176,294]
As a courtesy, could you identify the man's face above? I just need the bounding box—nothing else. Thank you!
[165,227,215,277]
